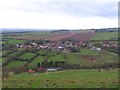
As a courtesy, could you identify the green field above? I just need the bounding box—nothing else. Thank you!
[79,49,100,55]
[2,69,118,88]
[65,50,118,66]
[91,32,118,40]
[2,57,9,63]
[7,40,26,45]
[2,48,118,68]
[28,55,44,68]
[7,51,19,57]
[18,52,36,60]
[5,60,27,68]
[49,54,65,62]
[18,31,53,37]
[2,50,13,56]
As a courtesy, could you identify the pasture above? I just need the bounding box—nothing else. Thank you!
[28,55,44,68]
[7,40,26,45]
[65,50,118,67]
[5,60,27,68]
[2,69,118,88]
[91,32,118,40]
[2,48,118,69]
[18,52,36,60]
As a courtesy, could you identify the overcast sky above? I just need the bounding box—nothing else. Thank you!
[0,0,119,29]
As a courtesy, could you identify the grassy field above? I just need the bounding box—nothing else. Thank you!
[64,49,118,66]
[2,48,118,68]
[2,50,13,56]
[15,31,55,40]
[18,52,36,60]
[79,49,100,55]
[2,57,9,64]
[7,40,26,45]
[49,54,65,62]
[18,31,53,37]
[91,32,118,40]
[2,69,118,88]
[5,60,27,68]
[28,55,44,68]
[7,51,19,57]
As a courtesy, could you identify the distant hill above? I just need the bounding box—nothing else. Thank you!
[50,29,70,33]
[94,28,119,32]
[1,28,38,33]
[1,28,119,34]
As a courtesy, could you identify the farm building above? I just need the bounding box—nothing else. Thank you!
[46,68,57,72]
[46,67,62,72]
[91,47,101,51]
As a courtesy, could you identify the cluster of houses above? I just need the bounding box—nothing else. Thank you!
[102,44,118,47]
[16,41,86,52]
[27,67,62,73]
[15,40,118,52]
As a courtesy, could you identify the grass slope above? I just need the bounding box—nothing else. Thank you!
[18,52,36,60]
[2,69,118,88]
[5,60,27,68]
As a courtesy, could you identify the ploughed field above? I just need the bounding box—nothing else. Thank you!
[2,31,118,44]
[2,69,118,88]
[4,30,96,41]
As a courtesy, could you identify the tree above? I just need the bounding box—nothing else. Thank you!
[70,47,80,53]
[48,60,54,67]
[37,62,40,67]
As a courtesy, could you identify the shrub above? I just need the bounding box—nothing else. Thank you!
[2,68,10,79]
[12,66,24,74]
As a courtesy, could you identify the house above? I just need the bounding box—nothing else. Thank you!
[27,69,35,73]
[102,44,110,47]
[57,46,64,50]
[46,68,57,72]
[91,47,101,51]
[55,67,62,71]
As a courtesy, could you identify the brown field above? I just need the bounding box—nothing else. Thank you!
[16,32,76,41]
[16,31,96,41]
[64,32,96,41]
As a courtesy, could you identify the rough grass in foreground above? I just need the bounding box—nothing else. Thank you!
[2,69,118,88]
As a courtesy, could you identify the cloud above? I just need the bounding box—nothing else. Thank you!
[0,0,118,29]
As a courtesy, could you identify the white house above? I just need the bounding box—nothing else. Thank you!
[91,47,101,51]
[46,68,57,72]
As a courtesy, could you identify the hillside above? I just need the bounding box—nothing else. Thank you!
[2,69,118,88]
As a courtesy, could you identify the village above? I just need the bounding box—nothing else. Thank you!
[15,40,118,52]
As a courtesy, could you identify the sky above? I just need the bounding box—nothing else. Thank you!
[0,0,119,29]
